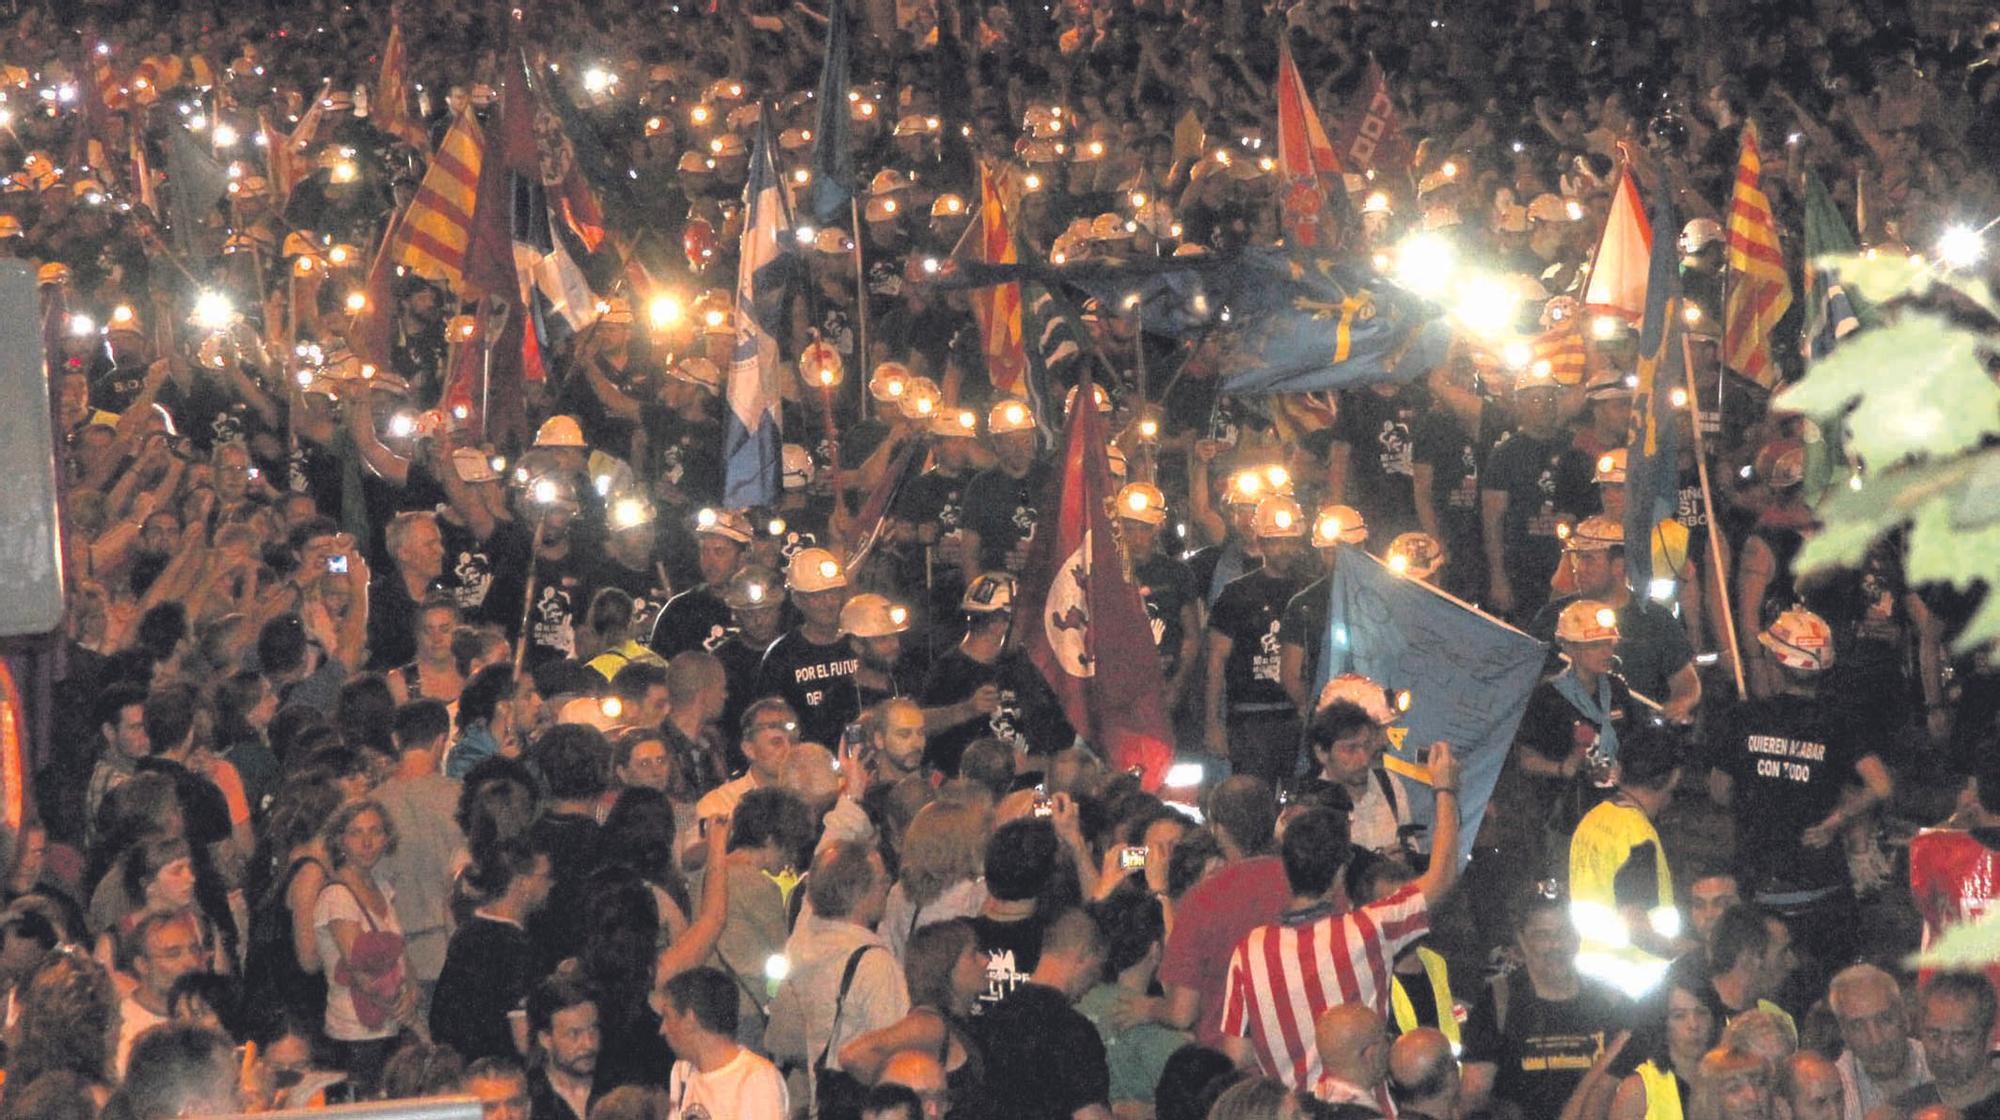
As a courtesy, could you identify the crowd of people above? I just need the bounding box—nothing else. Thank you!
[5,0,2000,1116]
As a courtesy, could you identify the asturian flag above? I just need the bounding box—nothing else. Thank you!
[723,114,797,509]
[1320,547,1545,863]
[1623,186,1688,598]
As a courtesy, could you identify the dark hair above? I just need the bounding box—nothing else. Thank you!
[904,919,977,1010]
[142,684,199,756]
[1,908,60,955]
[1208,776,1277,855]
[807,841,882,920]
[95,682,149,735]
[984,818,1060,903]
[661,967,739,1036]
[9,948,118,1087]
[462,836,549,901]
[1154,1044,1242,1120]
[1090,884,1165,980]
[269,704,329,769]
[1511,889,1571,934]
[336,673,397,757]
[119,836,193,910]
[738,697,798,742]
[1710,904,1775,974]
[601,787,690,915]
[257,615,310,677]
[610,661,669,705]
[528,723,612,801]
[322,799,399,870]
[727,788,812,857]
[1616,719,1682,789]
[88,773,180,888]
[166,971,247,1041]
[859,1083,923,1120]
[382,1038,467,1099]
[525,972,597,1039]
[533,659,601,704]
[455,756,541,849]
[1280,807,1352,898]
[135,602,189,663]
[588,587,637,637]
[1167,827,1224,900]
[451,624,507,678]
[1343,848,1414,907]
[393,699,452,753]
[0,1070,100,1120]
[458,664,521,732]
[1305,702,1377,753]
[213,671,268,748]
[1922,971,1999,1038]
[119,1023,235,1120]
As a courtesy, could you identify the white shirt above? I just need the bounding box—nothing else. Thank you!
[1836,1041,1930,1120]
[115,994,167,1076]
[695,773,762,825]
[669,1046,789,1120]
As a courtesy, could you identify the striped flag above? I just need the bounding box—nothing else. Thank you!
[958,164,1026,396]
[1275,37,1344,249]
[1528,313,1588,384]
[1583,168,1652,323]
[390,110,485,294]
[1722,122,1793,387]
[376,21,430,152]
[722,115,797,509]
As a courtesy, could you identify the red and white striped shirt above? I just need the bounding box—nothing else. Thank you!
[1219,883,1430,1090]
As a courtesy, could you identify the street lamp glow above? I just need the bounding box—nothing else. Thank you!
[582,67,614,95]
[191,291,235,331]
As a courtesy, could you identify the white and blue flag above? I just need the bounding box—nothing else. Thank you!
[723,114,798,509]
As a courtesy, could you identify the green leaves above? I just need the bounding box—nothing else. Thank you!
[1782,264,2000,654]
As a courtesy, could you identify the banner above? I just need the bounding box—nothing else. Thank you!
[1321,547,1546,862]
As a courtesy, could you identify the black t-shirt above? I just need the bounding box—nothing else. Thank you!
[896,467,971,539]
[649,586,736,660]
[1459,975,1629,1120]
[961,460,1055,572]
[523,546,590,668]
[920,647,1073,774]
[975,982,1111,1120]
[1516,674,1638,766]
[1134,552,1199,679]
[714,633,770,756]
[365,571,449,672]
[638,403,724,508]
[1483,429,1569,604]
[1187,541,1260,607]
[754,629,861,749]
[430,915,534,1063]
[526,812,604,976]
[1716,694,1863,893]
[1208,568,1305,709]
[581,553,670,629]
[1412,410,1483,544]
[436,512,510,624]
[969,912,1053,1009]
[1333,385,1424,538]
[1278,574,1330,689]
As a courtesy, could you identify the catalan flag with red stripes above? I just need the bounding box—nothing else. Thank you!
[959,164,1027,396]
[376,22,430,152]
[1723,122,1793,388]
[1528,314,1588,384]
[390,110,485,295]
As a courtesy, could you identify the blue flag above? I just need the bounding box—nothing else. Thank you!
[807,0,853,225]
[1321,547,1546,863]
[723,116,797,509]
[1623,191,1686,597]
[165,125,230,261]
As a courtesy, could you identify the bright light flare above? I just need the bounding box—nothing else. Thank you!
[191,291,235,331]
[1393,233,1455,298]
[1938,225,1985,270]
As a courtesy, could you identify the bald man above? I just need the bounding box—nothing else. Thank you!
[1780,1052,1844,1120]
[881,1049,948,1120]
[1315,1003,1396,1116]
[1390,1028,1461,1120]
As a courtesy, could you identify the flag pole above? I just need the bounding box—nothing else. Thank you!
[1678,321,1746,700]
[850,195,871,420]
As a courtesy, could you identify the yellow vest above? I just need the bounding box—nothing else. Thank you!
[1389,946,1460,1046]
[1635,1060,1683,1120]
[1569,800,1674,917]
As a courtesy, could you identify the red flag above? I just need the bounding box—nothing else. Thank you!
[1275,38,1341,249]
[376,21,430,152]
[461,62,529,447]
[1582,168,1653,323]
[1722,122,1793,387]
[1336,60,1411,174]
[1014,375,1175,790]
